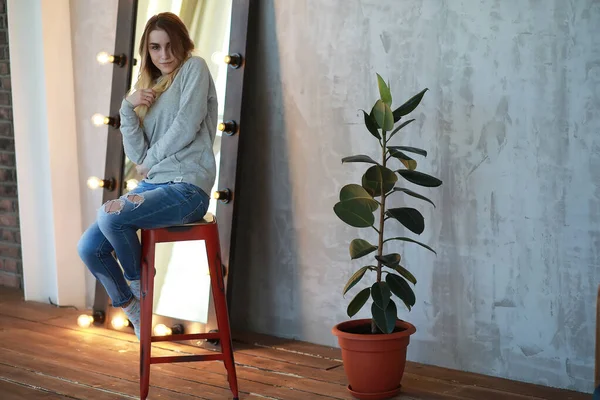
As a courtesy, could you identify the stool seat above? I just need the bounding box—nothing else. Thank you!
[139,216,239,399]
[162,212,215,227]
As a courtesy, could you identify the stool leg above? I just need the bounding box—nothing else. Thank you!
[206,235,239,399]
[140,234,156,400]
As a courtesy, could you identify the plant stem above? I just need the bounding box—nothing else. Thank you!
[373,131,387,334]
[377,161,386,285]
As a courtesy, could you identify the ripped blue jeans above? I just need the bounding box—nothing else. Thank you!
[78,181,210,307]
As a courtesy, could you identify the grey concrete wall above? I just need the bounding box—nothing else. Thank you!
[230,0,600,393]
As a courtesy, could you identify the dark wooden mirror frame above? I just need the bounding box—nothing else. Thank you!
[91,0,252,335]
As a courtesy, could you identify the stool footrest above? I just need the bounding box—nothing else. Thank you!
[150,354,225,364]
[151,332,220,343]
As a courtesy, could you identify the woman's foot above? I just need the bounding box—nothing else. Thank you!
[122,297,141,340]
[129,280,141,301]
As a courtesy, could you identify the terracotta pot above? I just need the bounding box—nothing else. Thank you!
[332,319,416,400]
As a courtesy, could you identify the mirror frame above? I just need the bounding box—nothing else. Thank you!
[92,0,252,334]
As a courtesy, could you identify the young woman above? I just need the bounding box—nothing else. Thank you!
[78,12,218,339]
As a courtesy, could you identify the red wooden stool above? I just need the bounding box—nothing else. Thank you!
[139,216,239,400]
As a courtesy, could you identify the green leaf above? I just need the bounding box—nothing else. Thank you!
[386,274,416,310]
[391,187,436,208]
[350,239,378,260]
[362,110,381,140]
[362,165,397,197]
[388,149,417,170]
[393,88,428,122]
[338,185,379,220]
[376,73,392,107]
[340,184,372,202]
[388,119,416,141]
[371,299,397,333]
[375,253,401,268]
[342,155,380,165]
[388,146,428,157]
[386,208,425,235]
[372,100,394,131]
[393,265,417,285]
[339,184,379,211]
[343,266,370,295]
[371,281,391,310]
[397,169,442,187]
[334,200,375,228]
[383,237,437,255]
[347,287,371,317]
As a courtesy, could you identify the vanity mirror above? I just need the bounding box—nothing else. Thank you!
[91,0,250,337]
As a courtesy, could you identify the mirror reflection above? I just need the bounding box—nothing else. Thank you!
[122,0,233,324]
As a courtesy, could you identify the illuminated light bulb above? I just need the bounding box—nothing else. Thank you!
[87,176,102,190]
[91,113,118,128]
[217,120,237,136]
[126,179,139,191]
[153,324,172,336]
[77,314,94,328]
[87,176,115,191]
[111,316,129,330]
[96,52,126,67]
[96,51,114,65]
[91,113,108,127]
[212,188,231,203]
[224,53,243,68]
[211,51,225,65]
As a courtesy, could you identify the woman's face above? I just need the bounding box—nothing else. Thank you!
[148,29,178,75]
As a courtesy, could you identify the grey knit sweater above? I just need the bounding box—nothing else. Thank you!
[119,56,218,196]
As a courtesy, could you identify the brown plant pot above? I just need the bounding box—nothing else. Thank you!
[332,319,416,400]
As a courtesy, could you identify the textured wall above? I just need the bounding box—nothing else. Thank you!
[231,0,600,392]
[69,0,118,307]
[0,0,21,289]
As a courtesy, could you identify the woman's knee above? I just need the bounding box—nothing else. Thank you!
[96,198,126,232]
[77,230,101,264]
[97,194,145,232]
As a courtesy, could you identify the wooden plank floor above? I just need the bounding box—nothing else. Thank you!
[0,287,589,400]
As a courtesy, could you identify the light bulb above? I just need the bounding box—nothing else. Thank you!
[153,324,172,336]
[87,176,114,191]
[212,188,231,203]
[111,316,129,330]
[223,53,242,68]
[91,113,108,127]
[88,176,103,189]
[211,51,225,65]
[87,176,102,189]
[96,51,114,65]
[96,52,125,67]
[126,179,139,191]
[217,120,237,135]
[77,314,94,328]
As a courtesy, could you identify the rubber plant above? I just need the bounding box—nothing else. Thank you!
[334,74,442,334]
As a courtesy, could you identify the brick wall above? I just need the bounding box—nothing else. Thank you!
[0,0,22,290]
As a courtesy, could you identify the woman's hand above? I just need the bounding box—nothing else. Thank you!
[126,89,156,108]
[136,164,149,178]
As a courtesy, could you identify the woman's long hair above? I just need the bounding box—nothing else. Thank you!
[133,12,194,122]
